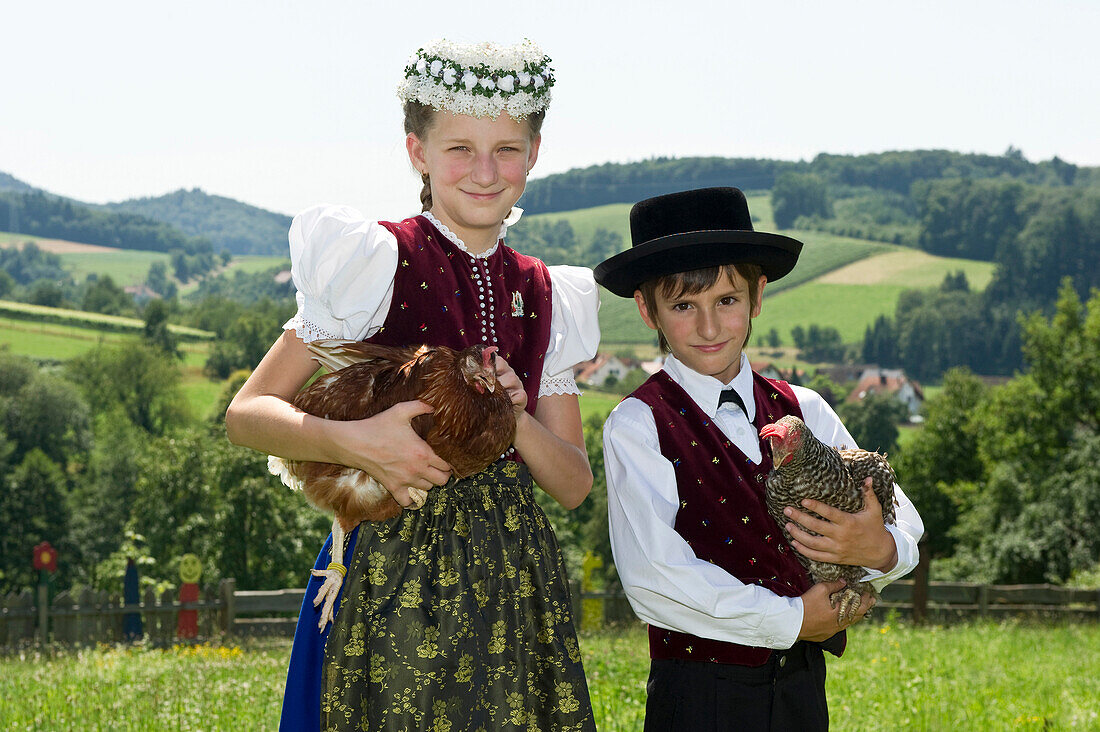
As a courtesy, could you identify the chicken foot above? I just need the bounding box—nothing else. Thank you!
[311,516,348,631]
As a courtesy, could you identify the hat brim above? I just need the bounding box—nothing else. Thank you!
[593,230,804,298]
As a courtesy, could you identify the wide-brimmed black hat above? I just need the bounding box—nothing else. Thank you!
[593,187,804,297]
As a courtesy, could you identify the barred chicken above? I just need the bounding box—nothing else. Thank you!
[760,415,897,624]
[268,340,516,629]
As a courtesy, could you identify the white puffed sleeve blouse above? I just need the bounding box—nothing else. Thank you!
[282,204,600,397]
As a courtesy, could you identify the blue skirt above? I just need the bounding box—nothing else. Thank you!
[279,525,361,732]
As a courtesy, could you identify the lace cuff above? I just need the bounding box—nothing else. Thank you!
[539,373,582,397]
[283,313,338,344]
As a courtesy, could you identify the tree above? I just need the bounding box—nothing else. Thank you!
[66,342,190,434]
[143,298,179,357]
[0,449,69,592]
[0,371,91,466]
[146,261,177,299]
[81,274,131,315]
[66,410,145,586]
[894,368,987,560]
[771,173,832,229]
[942,283,1100,582]
[837,393,907,454]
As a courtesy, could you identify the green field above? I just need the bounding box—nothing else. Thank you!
[60,250,171,287]
[0,315,223,419]
[2,621,1097,730]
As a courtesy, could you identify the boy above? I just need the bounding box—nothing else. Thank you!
[594,187,924,731]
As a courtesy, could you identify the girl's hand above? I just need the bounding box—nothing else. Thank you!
[325,400,452,506]
[783,478,897,572]
[494,355,528,416]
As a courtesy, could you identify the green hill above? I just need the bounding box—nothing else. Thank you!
[104,188,292,256]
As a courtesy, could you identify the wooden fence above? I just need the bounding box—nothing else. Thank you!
[3,579,1098,647]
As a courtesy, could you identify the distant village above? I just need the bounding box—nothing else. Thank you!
[573,352,930,422]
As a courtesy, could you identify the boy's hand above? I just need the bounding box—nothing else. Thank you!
[784,478,897,572]
[797,580,875,641]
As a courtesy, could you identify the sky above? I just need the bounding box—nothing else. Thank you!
[3,0,1098,221]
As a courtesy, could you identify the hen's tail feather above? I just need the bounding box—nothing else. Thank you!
[268,455,305,491]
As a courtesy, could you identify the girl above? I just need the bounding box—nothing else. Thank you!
[226,39,599,731]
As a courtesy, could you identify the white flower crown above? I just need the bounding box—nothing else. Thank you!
[396,39,554,119]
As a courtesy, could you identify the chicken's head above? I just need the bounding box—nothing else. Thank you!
[760,415,809,467]
[460,345,500,394]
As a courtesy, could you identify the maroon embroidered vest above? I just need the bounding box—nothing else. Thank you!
[632,369,842,666]
[368,216,552,415]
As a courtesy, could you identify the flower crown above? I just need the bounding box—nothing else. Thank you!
[397,39,554,119]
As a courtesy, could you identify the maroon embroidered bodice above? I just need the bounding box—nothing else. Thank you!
[368,216,552,415]
[631,369,844,665]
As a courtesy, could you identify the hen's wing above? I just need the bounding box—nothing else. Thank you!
[839,448,897,526]
[294,343,434,436]
[305,339,423,374]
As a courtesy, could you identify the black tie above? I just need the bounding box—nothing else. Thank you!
[718,388,747,414]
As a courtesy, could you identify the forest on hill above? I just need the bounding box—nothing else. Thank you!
[0,173,290,256]
[520,148,1095,215]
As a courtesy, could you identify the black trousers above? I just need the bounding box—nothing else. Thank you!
[643,642,828,732]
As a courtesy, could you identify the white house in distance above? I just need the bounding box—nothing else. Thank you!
[574,353,665,388]
[845,367,924,418]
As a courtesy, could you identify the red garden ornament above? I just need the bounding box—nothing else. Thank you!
[33,541,58,573]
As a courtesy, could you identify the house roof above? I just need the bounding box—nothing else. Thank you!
[846,367,924,403]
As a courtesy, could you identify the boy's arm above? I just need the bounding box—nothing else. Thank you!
[604,400,803,650]
[790,386,925,590]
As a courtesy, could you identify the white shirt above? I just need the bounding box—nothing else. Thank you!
[604,353,925,650]
[281,204,600,397]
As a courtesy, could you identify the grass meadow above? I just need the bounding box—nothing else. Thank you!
[1,620,1097,730]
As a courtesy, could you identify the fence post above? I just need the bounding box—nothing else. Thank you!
[978,584,989,617]
[219,578,236,636]
[911,539,929,624]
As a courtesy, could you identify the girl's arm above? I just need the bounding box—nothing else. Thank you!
[494,359,592,509]
[225,331,453,505]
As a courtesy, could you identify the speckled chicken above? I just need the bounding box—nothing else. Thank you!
[268,340,516,629]
[760,415,897,624]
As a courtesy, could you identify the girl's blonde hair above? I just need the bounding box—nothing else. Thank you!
[403,102,546,212]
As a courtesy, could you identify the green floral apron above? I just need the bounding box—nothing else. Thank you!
[321,460,595,731]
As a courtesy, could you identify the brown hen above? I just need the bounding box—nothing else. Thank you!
[760,415,897,625]
[268,340,516,628]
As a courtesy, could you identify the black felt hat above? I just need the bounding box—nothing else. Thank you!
[593,187,804,297]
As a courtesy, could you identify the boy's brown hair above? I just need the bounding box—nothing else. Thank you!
[638,262,764,353]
